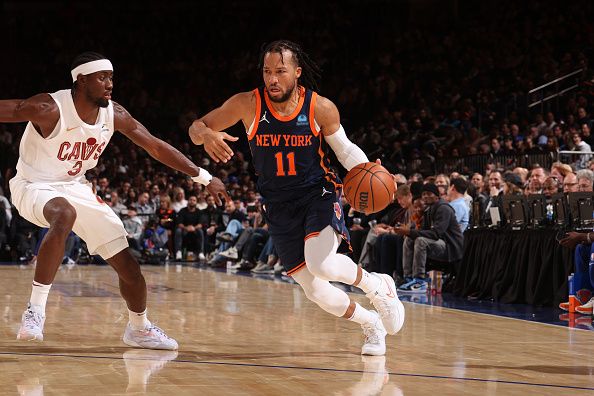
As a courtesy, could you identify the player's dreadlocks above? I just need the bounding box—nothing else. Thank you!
[259,40,322,92]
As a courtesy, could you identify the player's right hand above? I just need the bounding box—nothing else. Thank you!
[203,131,238,163]
[206,176,231,206]
[559,231,585,249]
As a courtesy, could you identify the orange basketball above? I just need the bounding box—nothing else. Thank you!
[343,162,395,214]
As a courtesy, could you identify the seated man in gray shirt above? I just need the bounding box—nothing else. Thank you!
[393,183,464,293]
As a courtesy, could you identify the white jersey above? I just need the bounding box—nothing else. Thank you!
[16,89,115,183]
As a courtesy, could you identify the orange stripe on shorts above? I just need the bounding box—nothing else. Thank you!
[304,232,320,241]
[287,261,307,276]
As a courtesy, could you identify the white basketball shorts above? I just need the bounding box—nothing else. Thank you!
[9,175,128,257]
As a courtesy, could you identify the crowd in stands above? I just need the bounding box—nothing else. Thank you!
[2,1,594,297]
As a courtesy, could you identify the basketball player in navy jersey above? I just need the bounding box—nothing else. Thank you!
[0,52,229,349]
[190,40,405,355]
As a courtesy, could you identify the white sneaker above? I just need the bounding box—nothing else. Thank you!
[198,252,206,261]
[273,262,283,274]
[366,273,405,335]
[361,311,387,356]
[220,247,238,260]
[17,305,45,341]
[123,323,178,350]
[123,349,178,393]
[175,251,182,261]
[576,297,594,315]
[251,261,274,274]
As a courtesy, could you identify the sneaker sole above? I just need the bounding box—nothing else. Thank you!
[17,332,43,342]
[361,347,386,356]
[123,335,178,351]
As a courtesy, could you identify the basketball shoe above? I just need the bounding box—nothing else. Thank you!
[366,274,406,335]
[361,311,387,356]
[576,297,594,315]
[17,304,45,341]
[123,323,178,350]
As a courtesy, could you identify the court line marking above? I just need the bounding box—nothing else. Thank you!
[0,351,592,391]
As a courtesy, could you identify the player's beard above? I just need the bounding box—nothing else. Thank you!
[268,81,297,103]
[87,91,109,108]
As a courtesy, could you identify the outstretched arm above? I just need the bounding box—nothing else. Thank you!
[316,96,369,171]
[189,92,255,163]
[0,94,59,137]
[113,101,230,204]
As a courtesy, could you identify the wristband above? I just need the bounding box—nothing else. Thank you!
[191,168,213,186]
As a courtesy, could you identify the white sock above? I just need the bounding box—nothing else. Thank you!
[128,309,151,330]
[347,303,377,325]
[356,270,381,294]
[29,281,52,315]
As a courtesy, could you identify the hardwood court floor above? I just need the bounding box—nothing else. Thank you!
[0,264,593,395]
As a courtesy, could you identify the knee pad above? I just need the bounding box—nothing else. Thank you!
[304,226,340,280]
[293,269,350,317]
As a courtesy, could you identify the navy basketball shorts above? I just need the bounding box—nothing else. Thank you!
[262,185,351,276]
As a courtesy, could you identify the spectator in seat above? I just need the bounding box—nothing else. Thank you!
[512,167,529,186]
[174,195,204,261]
[543,176,561,197]
[576,169,594,192]
[571,132,592,170]
[206,200,246,267]
[107,191,127,218]
[525,166,548,195]
[394,183,464,294]
[563,172,579,193]
[373,183,421,286]
[133,192,154,226]
[156,195,177,256]
[142,218,169,260]
[550,162,574,184]
[121,207,143,256]
[482,171,503,224]
[503,173,524,195]
[447,177,470,232]
[435,174,450,200]
[171,187,188,213]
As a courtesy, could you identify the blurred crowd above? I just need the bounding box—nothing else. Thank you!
[2,1,594,280]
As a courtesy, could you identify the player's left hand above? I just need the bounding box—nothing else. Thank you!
[206,177,230,206]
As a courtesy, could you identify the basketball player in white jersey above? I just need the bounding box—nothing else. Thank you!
[0,52,229,349]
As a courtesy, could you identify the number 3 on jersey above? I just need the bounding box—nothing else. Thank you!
[68,160,83,176]
[274,152,297,176]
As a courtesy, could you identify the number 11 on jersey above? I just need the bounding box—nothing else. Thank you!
[274,152,297,176]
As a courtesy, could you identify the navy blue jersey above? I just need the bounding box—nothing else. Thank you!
[247,86,339,203]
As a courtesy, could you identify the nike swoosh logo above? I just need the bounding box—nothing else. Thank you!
[67,126,78,131]
[385,279,396,298]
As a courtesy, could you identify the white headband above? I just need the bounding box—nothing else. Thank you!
[71,59,113,82]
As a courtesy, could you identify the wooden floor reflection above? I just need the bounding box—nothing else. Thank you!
[0,265,593,395]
